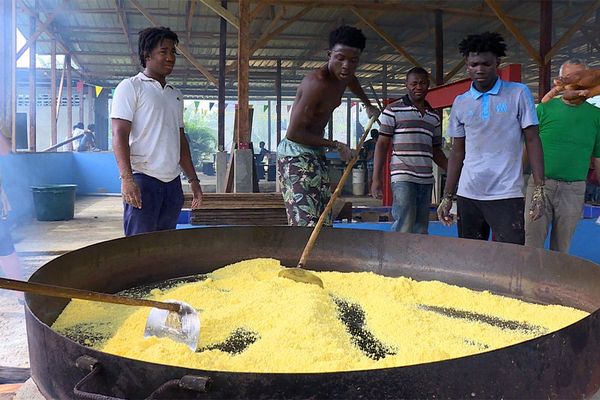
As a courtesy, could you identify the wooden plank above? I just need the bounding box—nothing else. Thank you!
[199,0,239,30]
[349,6,421,68]
[543,0,600,64]
[484,0,542,65]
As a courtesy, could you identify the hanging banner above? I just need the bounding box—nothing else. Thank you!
[209,102,215,111]
[76,81,84,93]
[95,86,103,97]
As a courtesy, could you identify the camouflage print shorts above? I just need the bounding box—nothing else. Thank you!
[277,153,332,227]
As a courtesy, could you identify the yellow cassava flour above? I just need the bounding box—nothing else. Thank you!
[51,258,587,373]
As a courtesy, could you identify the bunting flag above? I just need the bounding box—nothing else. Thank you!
[286,105,291,113]
[351,101,357,107]
[95,85,103,97]
[111,88,115,97]
[194,101,200,110]
[76,81,84,93]
[209,102,215,111]
[263,104,269,112]
[224,103,228,109]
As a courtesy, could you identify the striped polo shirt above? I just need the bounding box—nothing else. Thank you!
[379,94,442,184]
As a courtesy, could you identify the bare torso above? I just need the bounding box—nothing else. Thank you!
[285,67,348,145]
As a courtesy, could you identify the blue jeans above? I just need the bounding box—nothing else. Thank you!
[123,174,184,237]
[391,181,432,234]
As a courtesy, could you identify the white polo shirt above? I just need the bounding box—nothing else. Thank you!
[110,72,184,182]
[447,79,538,200]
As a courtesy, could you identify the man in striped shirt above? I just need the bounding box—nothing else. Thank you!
[372,67,448,233]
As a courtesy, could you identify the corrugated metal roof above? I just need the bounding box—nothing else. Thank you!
[15,0,600,99]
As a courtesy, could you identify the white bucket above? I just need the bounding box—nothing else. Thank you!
[352,168,366,196]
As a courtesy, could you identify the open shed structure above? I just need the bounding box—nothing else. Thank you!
[1,0,599,154]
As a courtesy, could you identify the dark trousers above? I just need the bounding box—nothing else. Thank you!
[123,174,184,237]
[457,196,525,245]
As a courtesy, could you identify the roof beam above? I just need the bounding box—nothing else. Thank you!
[186,0,197,45]
[484,0,542,65]
[543,0,600,64]
[16,0,68,60]
[199,0,239,30]
[349,6,421,68]
[129,0,218,86]
[251,6,313,53]
[114,0,138,72]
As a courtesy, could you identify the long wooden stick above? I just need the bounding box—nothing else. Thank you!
[297,115,378,268]
[0,277,180,312]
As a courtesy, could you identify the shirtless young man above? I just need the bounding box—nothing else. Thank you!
[277,25,379,226]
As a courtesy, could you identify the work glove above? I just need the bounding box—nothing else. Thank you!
[437,193,455,226]
[529,184,546,221]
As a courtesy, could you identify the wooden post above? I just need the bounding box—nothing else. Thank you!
[50,38,57,147]
[66,54,73,151]
[28,12,36,151]
[218,0,227,152]
[435,9,444,86]
[539,0,552,100]
[237,0,250,147]
[10,0,16,151]
[276,58,281,145]
[346,96,351,146]
[79,76,84,126]
[87,85,94,127]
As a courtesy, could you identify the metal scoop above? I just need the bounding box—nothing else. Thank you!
[279,115,379,288]
[0,277,200,351]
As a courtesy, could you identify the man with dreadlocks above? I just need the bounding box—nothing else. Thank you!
[437,32,546,245]
[111,27,202,236]
[277,25,379,226]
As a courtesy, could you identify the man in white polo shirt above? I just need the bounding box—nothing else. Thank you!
[111,26,202,236]
[437,32,546,245]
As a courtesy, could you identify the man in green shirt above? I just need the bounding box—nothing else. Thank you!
[525,60,600,252]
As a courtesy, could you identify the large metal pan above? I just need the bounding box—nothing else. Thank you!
[25,226,600,399]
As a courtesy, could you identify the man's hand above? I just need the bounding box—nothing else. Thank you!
[555,69,600,88]
[529,184,546,221]
[371,178,382,199]
[437,194,455,226]
[121,177,142,209]
[542,69,600,103]
[190,180,203,210]
[365,104,381,120]
[337,142,354,162]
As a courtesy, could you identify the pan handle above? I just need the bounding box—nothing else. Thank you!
[73,356,211,400]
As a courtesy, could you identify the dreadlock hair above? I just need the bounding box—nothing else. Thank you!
[458,32,507,58]
[406,67,430,80]
[329,25,366,51]
[138,27,179,68]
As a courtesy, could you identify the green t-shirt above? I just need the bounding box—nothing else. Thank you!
[536,98,600,181]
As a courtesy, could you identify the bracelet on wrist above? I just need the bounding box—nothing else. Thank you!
[119,174,134,181]
[188,177,200,184]
[442,192,454,200]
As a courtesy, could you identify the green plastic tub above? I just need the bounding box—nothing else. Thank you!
[31,184,77,221]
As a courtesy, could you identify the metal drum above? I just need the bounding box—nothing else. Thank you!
[24,227,600,399]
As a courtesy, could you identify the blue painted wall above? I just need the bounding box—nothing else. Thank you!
[0,152,119,221]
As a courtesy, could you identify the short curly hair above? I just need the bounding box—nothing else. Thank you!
[458,32,507,58]
[138,26,179,68]
[329,25,366,51]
